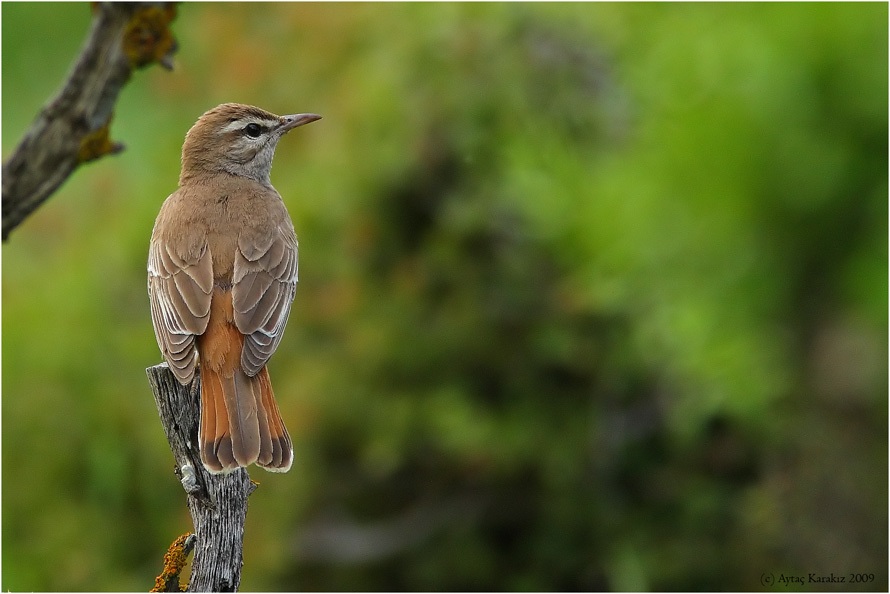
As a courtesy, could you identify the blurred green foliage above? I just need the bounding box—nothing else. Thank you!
[2,2,886,591]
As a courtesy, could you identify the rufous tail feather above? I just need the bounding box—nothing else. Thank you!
[199,365,292,473]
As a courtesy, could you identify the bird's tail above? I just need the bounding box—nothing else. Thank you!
[199,364,293,474]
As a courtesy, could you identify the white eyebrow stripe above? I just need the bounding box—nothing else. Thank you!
[218,118,275,135]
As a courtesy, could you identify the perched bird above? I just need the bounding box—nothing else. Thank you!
[148,103,320,473]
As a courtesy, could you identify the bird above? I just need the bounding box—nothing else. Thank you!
[148,103,320,474]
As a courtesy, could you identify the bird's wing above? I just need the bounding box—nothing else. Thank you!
[232,225,299,376]
[148,237,214,384]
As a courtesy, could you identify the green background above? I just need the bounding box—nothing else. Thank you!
[2,2,887,591]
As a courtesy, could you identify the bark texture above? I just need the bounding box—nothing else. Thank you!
[147,363,257,593]
[2,2,177,240]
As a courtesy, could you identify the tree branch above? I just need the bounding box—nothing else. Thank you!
[2,2,178,241]
[146,363,257,593]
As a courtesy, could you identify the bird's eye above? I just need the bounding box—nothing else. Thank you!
[244,123,263,138]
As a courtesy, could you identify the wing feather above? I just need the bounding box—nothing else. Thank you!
[232,227,298,376]
[148,237,213,384]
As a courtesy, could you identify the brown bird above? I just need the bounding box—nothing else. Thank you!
[148,103,320,473]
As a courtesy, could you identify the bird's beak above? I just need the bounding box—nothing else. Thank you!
[278,113,322,133]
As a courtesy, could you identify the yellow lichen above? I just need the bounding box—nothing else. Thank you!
[150,532,195,592]
[123,4,178,69]
[77,120,123,163]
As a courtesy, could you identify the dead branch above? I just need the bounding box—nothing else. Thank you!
[146,363,257,593]
[2,2,177,241]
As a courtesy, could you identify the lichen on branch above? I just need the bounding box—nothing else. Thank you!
[1,2,178,241]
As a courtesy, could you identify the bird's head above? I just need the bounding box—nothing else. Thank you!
[180,103,321,184]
